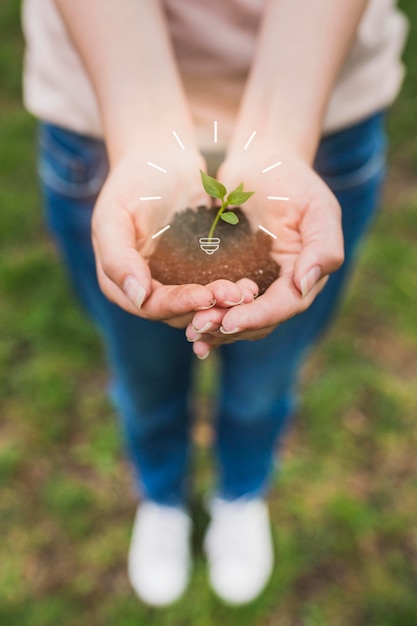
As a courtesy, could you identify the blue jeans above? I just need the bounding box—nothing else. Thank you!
[37,113,386,506]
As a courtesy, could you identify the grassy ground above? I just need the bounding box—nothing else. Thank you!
[1,1,416,624]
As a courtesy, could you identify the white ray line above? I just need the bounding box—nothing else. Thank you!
[267,196,290,201]
[243,130,256,150]
[214,120,218,144]
[172,130,186,150]
[261,161,282,174]
[139,196,162,201]
[147,161,167,174]
[151,224,171,239]
[258,225,277,239]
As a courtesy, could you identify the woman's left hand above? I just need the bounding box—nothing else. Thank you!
[185,152,344,358]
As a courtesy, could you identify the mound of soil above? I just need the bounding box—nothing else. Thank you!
[149,205,280,294]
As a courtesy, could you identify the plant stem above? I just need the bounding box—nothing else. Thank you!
[208,200,228,239]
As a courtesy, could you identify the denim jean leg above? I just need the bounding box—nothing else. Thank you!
[38,123,194,506]
[215,112,387,500]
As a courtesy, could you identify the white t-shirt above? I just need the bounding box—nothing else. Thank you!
[22,0,408,152]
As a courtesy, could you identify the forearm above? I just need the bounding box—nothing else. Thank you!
[54,0,197,163]
[228,0,368,162]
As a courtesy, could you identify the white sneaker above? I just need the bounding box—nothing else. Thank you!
[204,497,274,605]
[128,501,192,607]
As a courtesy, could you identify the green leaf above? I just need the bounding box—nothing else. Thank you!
[220,211,239,225]
[226,189,255,206]
[200,170,226,199]
[231,182,244,195]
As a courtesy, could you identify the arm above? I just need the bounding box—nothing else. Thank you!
[228,0,368,162]
[188,0,369,356]
[54,0,196,163]
[54,0,249,320]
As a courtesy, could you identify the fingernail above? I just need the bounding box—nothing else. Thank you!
[220,326,241,335]
[193,322,213,333]
[187,333,202,343]
[197,299,216,311]
[197,351,210,360]
[223,296,244,307]
[300,266,321,297]
[123,275,146,308]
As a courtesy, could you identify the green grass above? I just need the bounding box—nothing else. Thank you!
[1,1,417,624]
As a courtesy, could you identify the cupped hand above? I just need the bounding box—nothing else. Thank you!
[186,151,344,356]
[91,143,258,326]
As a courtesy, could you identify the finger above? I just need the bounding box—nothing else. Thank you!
[192,340,212,361]
[205,279,245,307]
[95,261,146,316]
[92,204,152,310]
[218,272,328,333]
[219,326,275,342]
[235,277,259,301]
[186,316,221,341]
[189,306,226,334]
[293,203,344,297]
[140,283,216,321]
[206,278,258,306]
[190,323,274,351]
[189,277,259,334]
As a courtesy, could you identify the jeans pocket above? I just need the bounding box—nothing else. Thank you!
[315,111,387,192]
[38,123,109,199]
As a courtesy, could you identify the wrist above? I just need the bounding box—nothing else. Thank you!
[226,105,322,167]
[107,120,202,169]
[225,132,318,175]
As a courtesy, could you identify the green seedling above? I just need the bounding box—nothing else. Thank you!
[200,170,255,239]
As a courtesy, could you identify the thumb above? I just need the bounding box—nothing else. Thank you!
[92,207,152,314]
[293,210,344,298]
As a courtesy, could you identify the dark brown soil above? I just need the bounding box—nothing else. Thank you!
[148,205,280,294]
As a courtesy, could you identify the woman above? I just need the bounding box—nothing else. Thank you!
[22,0,407,607]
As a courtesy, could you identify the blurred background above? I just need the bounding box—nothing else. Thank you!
[0,1,416,625]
